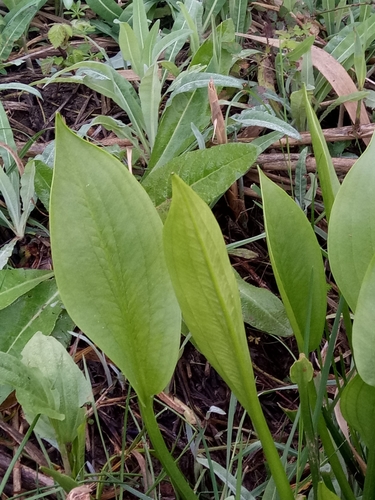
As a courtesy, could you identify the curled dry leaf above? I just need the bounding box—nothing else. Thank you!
[66,485,94,500]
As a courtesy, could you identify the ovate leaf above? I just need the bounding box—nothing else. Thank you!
[328,131,375,311]
[260,170,326,351]
[51,116,180,404]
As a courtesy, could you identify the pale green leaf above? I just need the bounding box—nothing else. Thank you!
[20,159,37,231]
[318,481,341,500]
[232,111,301,140]
[0,239,17,270]
[0,83,42,98]
[303,86,340,221]
[21,332,92,445]
[132,0,149,52]
[352,255,375,385]
[0,165,21,235]
[341,374,375,449]
[119,22,143,78]
[34,160,53,211]
[260,170,326,352]
[0,4,39,61]
[51,116,180,403]
[163,175,254,408]
[167,72,244,101]
[139,64,161,150]
[328,132,375,311]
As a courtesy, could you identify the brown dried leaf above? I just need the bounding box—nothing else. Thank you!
[208,79,227,145]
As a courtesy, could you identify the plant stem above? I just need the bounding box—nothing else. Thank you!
[140,397,199,500]
[363,446,375,500]
[241,372,295,500]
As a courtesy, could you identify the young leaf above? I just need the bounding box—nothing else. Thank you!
[50,116,180,404]
[303,86,340,221]
[119,22,143,78]
[260,170,326,352]
[139,63,161,150]
[328,132,375,312]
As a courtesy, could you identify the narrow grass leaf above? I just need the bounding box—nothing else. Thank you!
[0,269,53,309]
[260,170,326,352]
[328,132,375,311]
[303,86,339,221]
[143,143,258,206]
[51,116,180,404]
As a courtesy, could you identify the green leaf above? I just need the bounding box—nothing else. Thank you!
[235,272,293,337]
[328,132,375,311]
[167,72,244,101]
[260,170,326,352]
[0,101,17,172]
[232,110,301,140]
[290,353,313,385]
[0,239,17,269]
[142,143,258,206]
[21,332,92,445]
[51,116,180,404]
[0,351,63,420]
[19,159,37,232]
[0,269,53,310]
[0,4,39,61]
[0,83,42,99]
[287,36,315,62]
[48,24,73,49]
[148,88,210,170]
[119,22,143,77]
[303,86,340,221]
[34,160,53,211]
[0,279,61,357]
[318,481,341,500]
[139,63,161,150]
[85,0,122,23]
[0,163,21,235]
[352,255,375,385]
[39,468,78,493]
[341,374,375,449]
[163,175,254,407]
[132,0,149,52]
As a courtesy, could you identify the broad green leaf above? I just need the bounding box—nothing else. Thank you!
[163,175,255,408]
[139,63,161,150]
[142,143,258,206]
[0,351,63,420]
[51,116,180,404]
[0,268,54,310]
[352,255,375,385]
[287,36,315,62]
[235,272,293,337]
[34,160,53,211]
[328,132,375,311]
[202,0,227,32]
[178,0,202,55]
[260,170,326,352]
[232,110,301,140]
[341,374,375,449]
[229,0,250,41]
[21,332,92,445]
[303,86,339,221]
[0,279,61,357]
[148,88,210,170]
[318,481,341,500]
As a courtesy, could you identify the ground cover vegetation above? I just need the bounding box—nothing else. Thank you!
[1,0,375,498]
